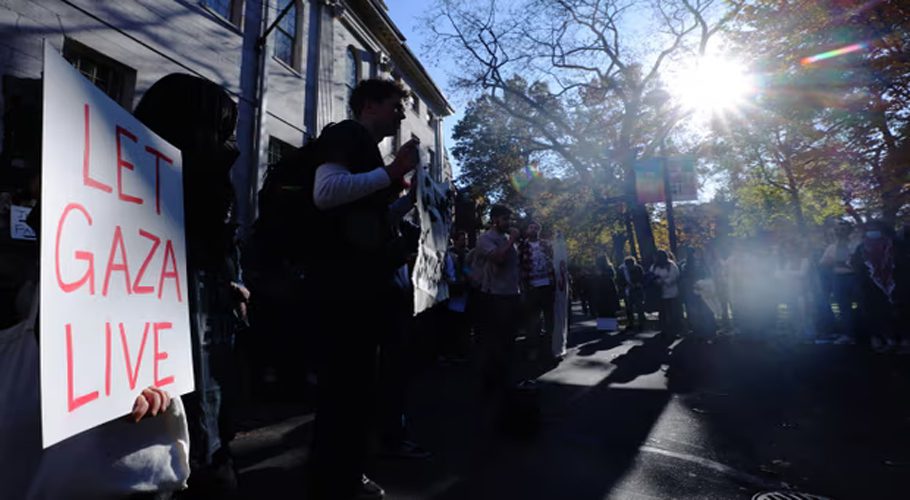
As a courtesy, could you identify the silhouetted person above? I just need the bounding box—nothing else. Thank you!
[134,73,244,498]
[307,79,419,500]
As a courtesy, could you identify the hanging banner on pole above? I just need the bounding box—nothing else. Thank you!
[634,158,665,203]
[39,45,194,448]
[413,165,454,315]
[665,156,698,202]
[551,233,569,358]
[635,157,698,203]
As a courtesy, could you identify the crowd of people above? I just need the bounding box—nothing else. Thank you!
[571,221,910,353]
[3,75,909,500]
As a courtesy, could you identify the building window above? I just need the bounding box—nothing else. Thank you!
[273,0,298,68]
[202,0,242,26]
[346,46,361,117]
[362,50,377,78]
[427,110,435,127]
[62,38,136,109]
[411,92,420,114]
[428,148,436,177]
[267,136,296,167]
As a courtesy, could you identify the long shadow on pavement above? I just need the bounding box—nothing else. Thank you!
[374,314,681,500]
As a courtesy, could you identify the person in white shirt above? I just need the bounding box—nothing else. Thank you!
[651,250,682,336]
[519,221,556,362]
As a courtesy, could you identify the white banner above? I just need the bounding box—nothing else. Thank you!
[39,46,194,447]
[551,233,569,357]
[412,166,453,315]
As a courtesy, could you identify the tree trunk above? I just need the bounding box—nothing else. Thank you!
[631,202,656,260]
[624,159,656,260]
[790,189,806,232]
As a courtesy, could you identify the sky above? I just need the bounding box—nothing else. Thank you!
[385,1,465,177]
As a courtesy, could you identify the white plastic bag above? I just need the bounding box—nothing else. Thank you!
[0,291,190,499]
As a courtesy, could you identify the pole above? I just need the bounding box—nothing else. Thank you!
[257,0,296,48]
[662,154,678,256]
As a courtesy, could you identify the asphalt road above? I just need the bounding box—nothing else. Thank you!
[233,307,910,500]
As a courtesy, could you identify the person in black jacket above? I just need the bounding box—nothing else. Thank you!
[307,79,419,500]
[134,74,246,499]
[617,256,646,331]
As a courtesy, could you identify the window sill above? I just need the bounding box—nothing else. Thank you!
[197,3,244,36]
[272,56,303,78]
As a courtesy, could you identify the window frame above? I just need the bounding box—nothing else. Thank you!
[200,0,243,27]
[345,45,362,118]
[272,0,301,70]
[62,38,136,110]
[411,92,420,115]
[267,136,297,168]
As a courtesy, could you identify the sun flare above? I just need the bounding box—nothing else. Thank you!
[673,55,755,113]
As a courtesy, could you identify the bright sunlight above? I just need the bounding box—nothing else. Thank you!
[673,55,756,114]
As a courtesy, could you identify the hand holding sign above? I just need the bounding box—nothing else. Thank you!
[130,386,172,423]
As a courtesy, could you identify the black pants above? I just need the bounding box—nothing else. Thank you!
[524,285,555,359]
[183,270,239,498]
[377,286,414,445]
[310,290,390,499]
[659,297,682,336]
[624,287,646,329]
[475,293,521,395]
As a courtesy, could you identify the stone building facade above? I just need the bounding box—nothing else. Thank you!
[0,0,453,234]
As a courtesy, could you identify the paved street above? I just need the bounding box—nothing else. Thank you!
[232,307,910,499]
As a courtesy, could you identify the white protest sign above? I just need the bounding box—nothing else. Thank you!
[11,204,37,240]
[39,45,194,447]
[413,165,453,315]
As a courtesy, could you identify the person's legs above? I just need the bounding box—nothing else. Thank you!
[377,290,411,446]
[658,298,669,333]
[183,272,239,498]
[630,288,646,330]
[624,290,635,329]
[672,297,684,336]
[311,297,380,499]
[475,292,500,393]
[538,285,555,360]
[832,274,856,338]
[477,293,519,395]
[524,286,543,337]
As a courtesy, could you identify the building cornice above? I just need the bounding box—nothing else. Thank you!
[344,0,454,116]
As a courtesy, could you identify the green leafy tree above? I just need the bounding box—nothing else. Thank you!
[733,0,910,223]
[425,0,746,258]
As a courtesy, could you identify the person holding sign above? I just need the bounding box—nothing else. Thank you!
[1,226,188,499]
[307,79,420,500]
[134,74,245,498]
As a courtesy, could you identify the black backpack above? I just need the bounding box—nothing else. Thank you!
[243,127,332,285]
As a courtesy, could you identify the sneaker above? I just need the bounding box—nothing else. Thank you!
[378,439,432,460]
[356,475,385,500]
